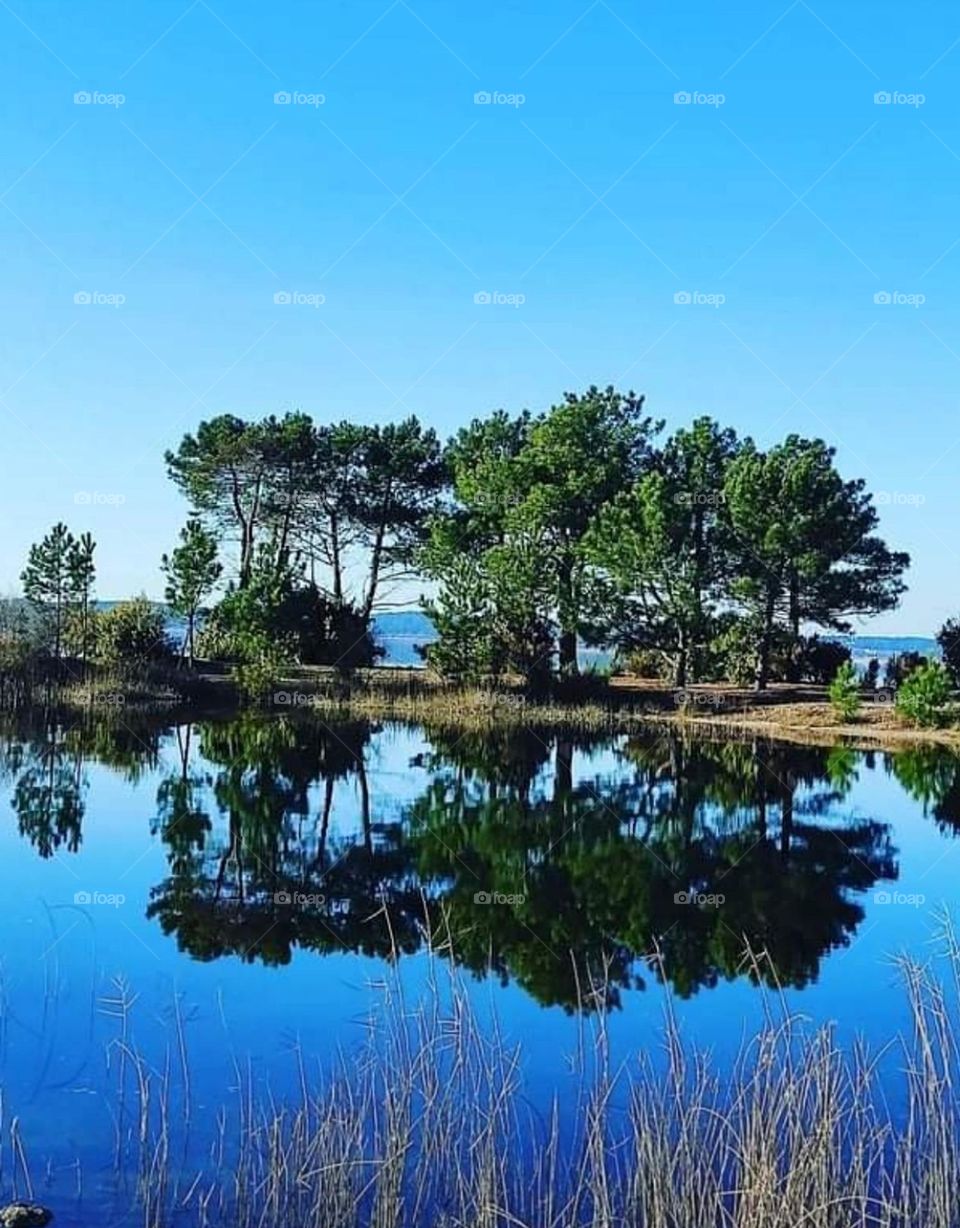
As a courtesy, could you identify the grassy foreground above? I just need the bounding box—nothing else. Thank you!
[17,931,960,1228]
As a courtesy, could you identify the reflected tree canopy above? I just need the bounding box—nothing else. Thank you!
[0,712,936,1009]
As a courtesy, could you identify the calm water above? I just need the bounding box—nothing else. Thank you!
[1,711,959,1218]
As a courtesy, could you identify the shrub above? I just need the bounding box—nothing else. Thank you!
[828,661,861,722]
[619,647,668,679]
[886,651,929,690]
[937,618,960,685]
[793,636,851,684]
[895,662,954,728]
[198,575,380,669]
[94,598,171,668]
[711,617,787,686]
[231,639,288,703]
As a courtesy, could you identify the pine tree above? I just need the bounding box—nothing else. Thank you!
[21,523,77,664]
[67,531,96,667]
[161,519,222,666]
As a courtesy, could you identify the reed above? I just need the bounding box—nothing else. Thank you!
[13,925,960,1227]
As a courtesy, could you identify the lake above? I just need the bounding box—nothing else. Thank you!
[1,710,958,1222]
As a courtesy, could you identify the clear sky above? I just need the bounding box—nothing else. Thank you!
[1,0,958,633]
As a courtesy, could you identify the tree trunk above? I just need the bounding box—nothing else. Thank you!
[330,513,343,604]
[786,570,801,682]
[754,586,777,691]
[555,738,573,797]
[362,521,387,623]
[556,550,579,679]
[558,628,578,679]
[675,629,688,690]
[779,774,794,859]
[358,761,372,856]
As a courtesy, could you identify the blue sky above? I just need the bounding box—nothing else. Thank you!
[1,0,959,632]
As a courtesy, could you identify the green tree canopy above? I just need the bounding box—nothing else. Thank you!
[722,436,909,688]
[161,519,223,665]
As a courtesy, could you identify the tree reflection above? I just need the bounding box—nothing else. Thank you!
[1,712,941,1009]
[887,746,960,834]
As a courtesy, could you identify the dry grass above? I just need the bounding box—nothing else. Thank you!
[670,698,960,751]
[15,912,960,1227]
[262,669,960,750]
[17,657,959,750]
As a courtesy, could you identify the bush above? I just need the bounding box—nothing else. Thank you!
[94,598,171,668]
[198,575,381,669]
[828,661,861,721]
[711,617,773,686]
[231,638,288,703]
[792,636,852,685]
[895,662,954,728]
[619,647,668,679]
[937,618,960,685]
[886,651,929,690]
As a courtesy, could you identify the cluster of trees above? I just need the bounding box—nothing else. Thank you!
[9,387,913,694]
[424,388,909,689]
[163,412,445,669]
[10,522,168,677]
